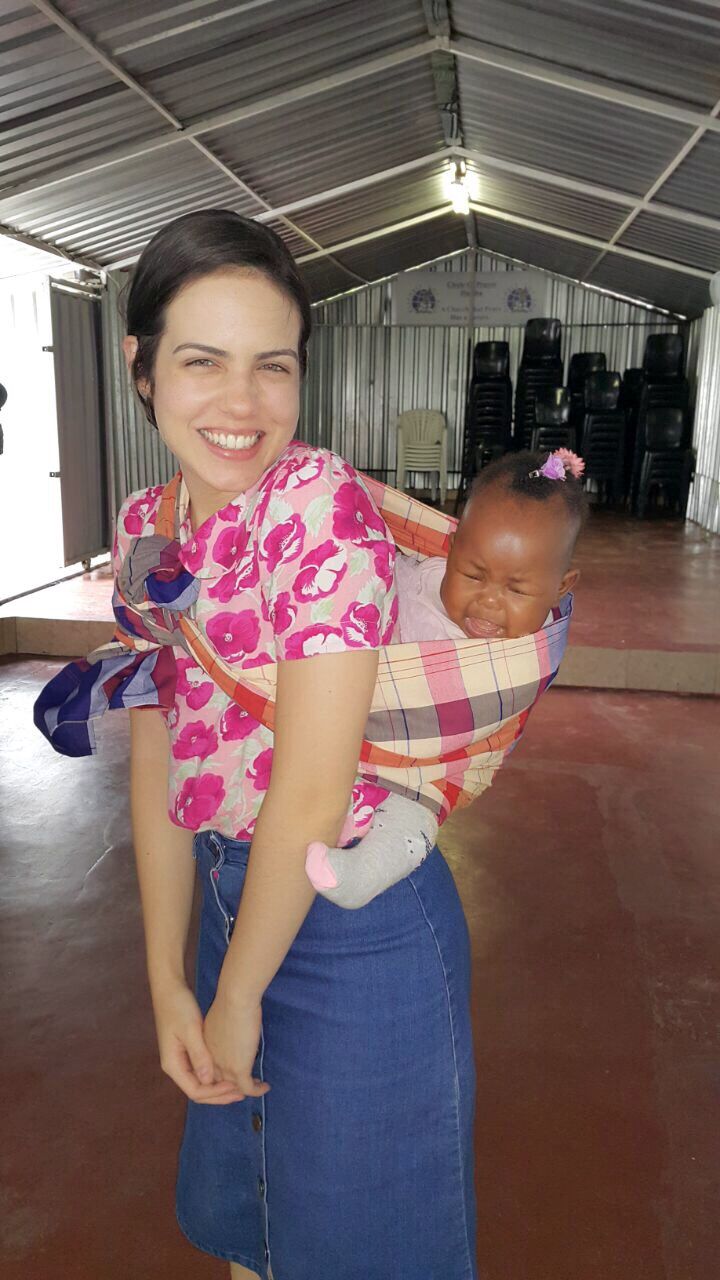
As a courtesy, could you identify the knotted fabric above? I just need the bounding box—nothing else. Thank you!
[35,474,571,823]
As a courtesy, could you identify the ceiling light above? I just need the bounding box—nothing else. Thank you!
[444,160,477,217]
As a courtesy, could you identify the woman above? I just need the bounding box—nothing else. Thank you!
[117,209,477,1279]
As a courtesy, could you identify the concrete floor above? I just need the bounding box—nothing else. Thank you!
[2,658,719,1279]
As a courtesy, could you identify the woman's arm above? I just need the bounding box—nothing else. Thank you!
[129,707,244,1104]
[205,647,379,1087]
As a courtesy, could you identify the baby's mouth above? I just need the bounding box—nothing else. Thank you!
[464,616,505,639]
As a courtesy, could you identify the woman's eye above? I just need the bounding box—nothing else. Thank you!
[261,362,291,374]
[185,358,215,367]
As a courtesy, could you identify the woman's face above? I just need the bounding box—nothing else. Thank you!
[124,268,302,523]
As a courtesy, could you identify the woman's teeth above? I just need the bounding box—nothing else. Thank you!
[199,429,261,451]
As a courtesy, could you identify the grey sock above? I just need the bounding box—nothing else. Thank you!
[305,793,439,909]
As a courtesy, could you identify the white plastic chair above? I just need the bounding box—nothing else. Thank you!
[395,410,448,504]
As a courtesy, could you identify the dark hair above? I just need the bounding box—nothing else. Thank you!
[123,208,312,428]
[468,449,589,531]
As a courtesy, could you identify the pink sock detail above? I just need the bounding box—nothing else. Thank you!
[305,842,339,890]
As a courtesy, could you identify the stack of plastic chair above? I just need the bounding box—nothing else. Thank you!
[456,342,513,506]
[529,388,574,453]
[634,406,694,518]
[395,409,448,505]
[619,367,644,499]
[630,334,691,510]
[580,372,624,504]
[568,352,606,434]
[515,319,564,449]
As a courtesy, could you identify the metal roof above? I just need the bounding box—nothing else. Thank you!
[0,0,717,316]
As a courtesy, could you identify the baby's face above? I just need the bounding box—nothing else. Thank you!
[441,490,579,640]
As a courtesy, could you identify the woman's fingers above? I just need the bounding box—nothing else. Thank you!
[169,1059,246,1104]
[184,1026,217,1086]
[236,1074,271,1098]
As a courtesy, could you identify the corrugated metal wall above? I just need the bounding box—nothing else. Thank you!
[305,251,681,485]
[105,251,683,500]
[102,272,176,516]
[687,305,720,535]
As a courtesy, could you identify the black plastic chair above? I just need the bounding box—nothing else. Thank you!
[580,373,624,502]
[515,319,564,448]
[530,388,574,452]
[568,352,607,429]
[521,318,563,366]
[456,342,513,507]
[473,341,510,380]
[634,406,692,517]
[642,333,684,382]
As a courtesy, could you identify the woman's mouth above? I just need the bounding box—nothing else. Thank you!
[463,616,505,639]
[198,428,263,457]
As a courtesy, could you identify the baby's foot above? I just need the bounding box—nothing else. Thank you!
[305,795,439,910]
[305,841,338,891]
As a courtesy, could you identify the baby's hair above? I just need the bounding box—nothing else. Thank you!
[467,450,589,531]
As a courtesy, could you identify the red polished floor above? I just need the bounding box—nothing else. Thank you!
[2,658,719,1279]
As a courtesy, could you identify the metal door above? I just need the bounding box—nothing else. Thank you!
[50,284,109,565]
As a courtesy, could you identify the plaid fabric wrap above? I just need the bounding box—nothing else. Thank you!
[36,472,571,824]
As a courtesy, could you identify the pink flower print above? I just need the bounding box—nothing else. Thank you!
[166,706,179,730]
[172,720,219,762]
[372,540,395,590]
[212,524,250,571]
[175,657,214,711]
[269,590,297,634]
[341,601,382,647]
[244,650,274,670]
[351,781,391,833]
[219,703,257,742]
[123,490,162,535]
[209,553,260,603]
[206,610,260,660]
[181,531,209,575]
[175,773,225,828]
[332,482,387,547]
[292,540,347,603]
[248,746,274,792]
[283,624,346,659]
[277,452,324,491]
[261,514,305,572]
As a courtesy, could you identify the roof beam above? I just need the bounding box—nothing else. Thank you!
[0,39,436,201]
[583,92,720,281]
[28,0,369,286]
[295,208,453,261]
[292,201,710,286]
[30,0,183,130]
[467,201,711,280]
[0,222,100,271]
[449,35,720,134]
[421,1,475,249]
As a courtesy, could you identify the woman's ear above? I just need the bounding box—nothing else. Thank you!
[558,566,580,598]
[122,335,137,371]
[122,336,150,400]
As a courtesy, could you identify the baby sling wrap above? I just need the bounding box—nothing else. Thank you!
[35,473,572,826]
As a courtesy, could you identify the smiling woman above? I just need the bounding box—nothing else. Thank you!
[62,208,481,1280]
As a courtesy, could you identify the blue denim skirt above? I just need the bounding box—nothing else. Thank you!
[176,831,477,1280]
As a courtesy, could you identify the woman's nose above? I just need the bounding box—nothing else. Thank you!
[219,371,257,418]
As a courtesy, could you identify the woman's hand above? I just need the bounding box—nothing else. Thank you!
[203,989,270,1099]
[152,978,247,1105]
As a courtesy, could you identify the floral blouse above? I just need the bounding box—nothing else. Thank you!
[113,442,398,841]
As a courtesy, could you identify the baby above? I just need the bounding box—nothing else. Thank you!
[305,448,588,908]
